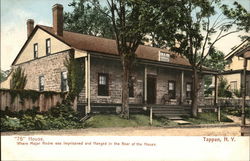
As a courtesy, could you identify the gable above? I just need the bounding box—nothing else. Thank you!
[225,56,250,71]
[13,28,70,65]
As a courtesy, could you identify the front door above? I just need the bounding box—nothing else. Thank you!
[147,76,156,104]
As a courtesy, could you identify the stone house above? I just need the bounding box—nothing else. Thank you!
[222,40,250,97]
[1,4,217,113]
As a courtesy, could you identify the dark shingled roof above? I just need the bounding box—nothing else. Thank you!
[38,25,191,66]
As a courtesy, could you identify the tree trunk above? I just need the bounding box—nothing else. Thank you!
[121,57,130,119]
[191,67,199,117]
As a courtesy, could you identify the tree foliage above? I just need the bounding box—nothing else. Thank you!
[203,48,227,96]
[64,0,114,38]
[10,67,27,90]
[154,0,249,117]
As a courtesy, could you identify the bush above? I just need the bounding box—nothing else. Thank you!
[1,116,23,131]
[0,104,84,132]
[223,107,250,118]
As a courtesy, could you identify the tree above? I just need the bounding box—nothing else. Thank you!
[103,0,165,118]
[10,67,27,89]
[64,0,114,38]
[156,0,249,117]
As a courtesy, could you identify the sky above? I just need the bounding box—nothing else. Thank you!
[0,0,250,70]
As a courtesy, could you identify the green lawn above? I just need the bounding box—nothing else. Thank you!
[183,112,234,124]
[83,114,178,128]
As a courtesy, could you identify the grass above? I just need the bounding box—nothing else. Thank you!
[183,112,234,124]
[83,114,178,128]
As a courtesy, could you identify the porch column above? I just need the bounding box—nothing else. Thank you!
[85,54,91,114]
[214,74,218,107]
[144,66,147,104]
[180,71,184,104]
[241,57,247,125]
[87,54,91,113]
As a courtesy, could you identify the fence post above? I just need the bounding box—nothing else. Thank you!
[150,107,153,125]
[217,106,221,122]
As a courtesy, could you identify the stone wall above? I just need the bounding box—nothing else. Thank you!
[14,50,70,92]
[88,57,144,104]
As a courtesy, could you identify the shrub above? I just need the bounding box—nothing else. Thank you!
[1,116,23,131]
[0,104,84,132]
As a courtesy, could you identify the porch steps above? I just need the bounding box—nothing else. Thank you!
[152,106,191,118]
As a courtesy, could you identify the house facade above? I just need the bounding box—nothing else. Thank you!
[1,4,217,113]
[223,40,250,97]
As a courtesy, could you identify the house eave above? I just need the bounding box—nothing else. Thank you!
[88,51,218,75]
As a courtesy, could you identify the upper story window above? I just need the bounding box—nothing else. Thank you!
[230,81,237,91]
[128,76,134,97]
[46,38,51,55]
[39,76,44,91]
[34,43,38,59]
[186,83,192,99]
[98,73,109,96]
[159,51,170,62]
[168,80,176,99]
[61,71,68,92]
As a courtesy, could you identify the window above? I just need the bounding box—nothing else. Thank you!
[159,51,170,62]
[61,71,68,92]
[186,83,192,99]
[98,73,109,96]
[230,81,237,91]
[46,38,51,55]
[168,81,176,99]
[34,43,38,58]
[128,76,134,97]
[39,76,44,91]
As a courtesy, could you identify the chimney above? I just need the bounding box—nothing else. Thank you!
[52,4,63,36]
[27,19,34,38]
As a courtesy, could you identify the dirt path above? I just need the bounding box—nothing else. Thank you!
[1,126,241,136]
[227,115,250,124]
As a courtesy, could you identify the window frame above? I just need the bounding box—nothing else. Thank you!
[39,75,44,91]
[34,43,38,59]
[98,73,109,96]
[46,38,51,56]
[168,80,176,99]
[61,71,68,92]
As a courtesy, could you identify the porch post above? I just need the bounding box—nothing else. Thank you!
[180,71,184,104]
[87,54,91,113]
[85,54,91,114]
[241,57,247,125]
[144,66,147,104]
[85,56,88,115]
[214,74,218,107]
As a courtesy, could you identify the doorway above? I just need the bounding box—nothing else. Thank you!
[147,75,156,104]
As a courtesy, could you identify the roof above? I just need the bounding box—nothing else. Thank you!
[224,39,250,60]
[37,25,190,66]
